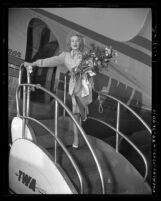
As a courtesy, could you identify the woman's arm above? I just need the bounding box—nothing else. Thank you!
[24,52,66,68]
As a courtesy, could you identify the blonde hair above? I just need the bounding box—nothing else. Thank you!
[66,34,85,52]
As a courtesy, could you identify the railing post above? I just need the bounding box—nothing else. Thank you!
[54,100,58,163]
[26,66,31,117]
[22,85,26,138]
[116,102,120,152]
[63,74,67,117]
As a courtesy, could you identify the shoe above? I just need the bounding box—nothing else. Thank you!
[72,144,79,149]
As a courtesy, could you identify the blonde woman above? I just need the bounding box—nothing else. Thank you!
[24,32,94,149]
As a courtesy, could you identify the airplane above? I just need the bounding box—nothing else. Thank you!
[8,7,152,194]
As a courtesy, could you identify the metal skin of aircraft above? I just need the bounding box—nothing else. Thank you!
[9,8,151,117]
[8,8,152,194]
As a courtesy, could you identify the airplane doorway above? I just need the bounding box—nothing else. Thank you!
[24,18,59,103]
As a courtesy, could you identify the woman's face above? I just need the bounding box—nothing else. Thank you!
[70,36,80,51]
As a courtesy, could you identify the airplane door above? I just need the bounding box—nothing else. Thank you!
[24,18,59,103]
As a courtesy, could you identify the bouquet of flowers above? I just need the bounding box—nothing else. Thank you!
[71,44,118,102]
[74,43,118,78]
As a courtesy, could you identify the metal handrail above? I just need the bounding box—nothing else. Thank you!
[16,83,105,194]
[87,116,148,182]
[99,91,151,134]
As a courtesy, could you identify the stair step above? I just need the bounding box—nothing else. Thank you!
[47,145,113,194]
[46,135,151,194]
[28,118,151,194]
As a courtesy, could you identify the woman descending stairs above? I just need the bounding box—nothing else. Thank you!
[9,64,152,194]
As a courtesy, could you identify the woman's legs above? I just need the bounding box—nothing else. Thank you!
[73,113,81,147]
[71,95,81,148]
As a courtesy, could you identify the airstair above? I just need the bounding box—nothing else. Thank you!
[9,64,152,194]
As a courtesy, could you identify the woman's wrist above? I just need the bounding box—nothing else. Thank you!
[31,61,36,67]
[24,62,33,67]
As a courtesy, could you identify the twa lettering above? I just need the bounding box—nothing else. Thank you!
[15,170,46,194]
[17,170,36,192]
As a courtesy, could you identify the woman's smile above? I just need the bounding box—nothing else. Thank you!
[71,36,80,50]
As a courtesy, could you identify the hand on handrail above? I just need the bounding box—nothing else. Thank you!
[21,62,34,91]
[23,62,32,67]
[23,62,33,73]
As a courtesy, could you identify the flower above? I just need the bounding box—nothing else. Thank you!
[72,43,118,84]
[72,44,118,102]
[77,44,117,75]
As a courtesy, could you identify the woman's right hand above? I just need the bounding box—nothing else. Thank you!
[23,62,33,73]
[23,62,33,67]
